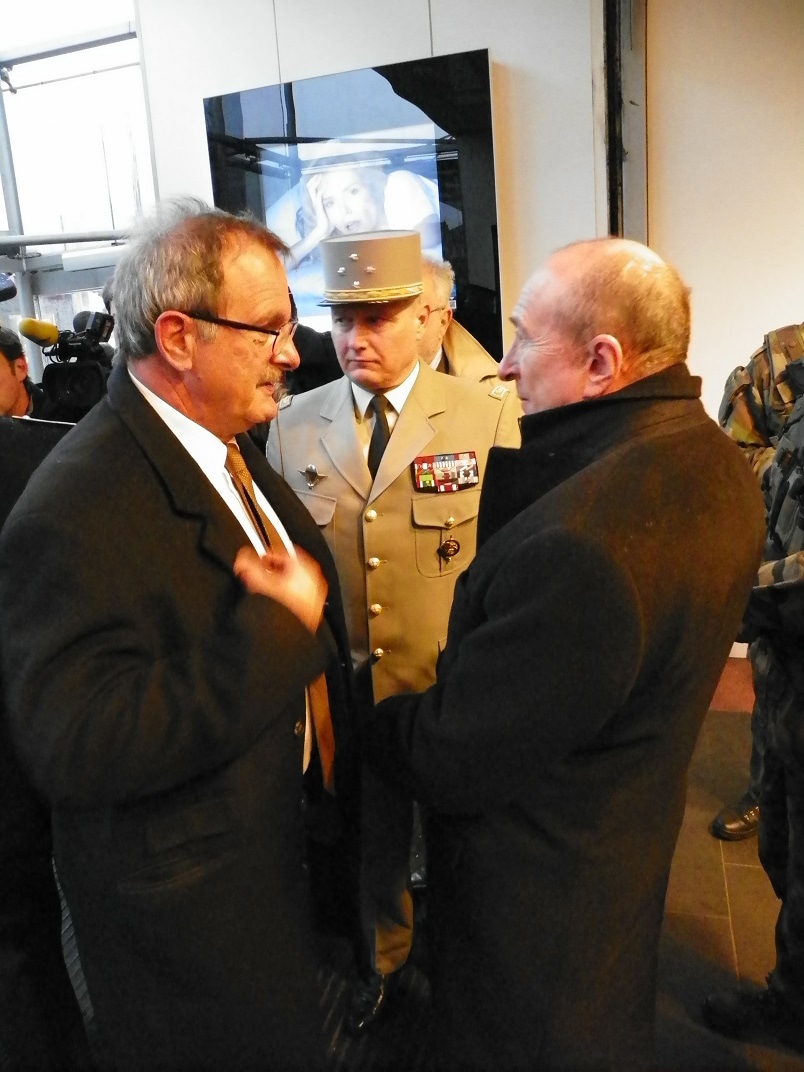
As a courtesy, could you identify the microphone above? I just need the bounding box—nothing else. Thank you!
[0,272,16,302]
[18,317,62,348]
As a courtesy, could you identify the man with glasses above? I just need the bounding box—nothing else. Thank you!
[267,229,521,1034]
[417,256,511,388]
[0,198,356,1071]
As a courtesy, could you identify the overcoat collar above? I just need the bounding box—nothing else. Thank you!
[478,363,705,545]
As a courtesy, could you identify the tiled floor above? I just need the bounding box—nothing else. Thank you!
[656,659,804,1072]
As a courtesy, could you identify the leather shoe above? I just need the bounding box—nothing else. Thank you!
[345,971,388,1034]
[702,984,804,1053]
[710,791,759,841]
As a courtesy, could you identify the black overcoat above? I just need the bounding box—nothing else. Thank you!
[366,364,765,1071]
[0,363,356,1071]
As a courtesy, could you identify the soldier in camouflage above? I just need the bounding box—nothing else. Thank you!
[710,321,804,841]
[703,547,804,1053]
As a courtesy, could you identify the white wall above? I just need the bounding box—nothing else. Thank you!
[133,0,606,343]
[647,0,804,417]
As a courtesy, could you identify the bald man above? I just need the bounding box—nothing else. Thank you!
[363,238,765,1071]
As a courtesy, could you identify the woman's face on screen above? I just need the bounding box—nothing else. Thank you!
[320,169,382,234]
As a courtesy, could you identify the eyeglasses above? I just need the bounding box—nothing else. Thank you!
[424,305,449,318]
[185,311,299,355]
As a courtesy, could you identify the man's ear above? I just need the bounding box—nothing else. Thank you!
[582,334,624,399]
[154,311,196,372]
[414,304,429,341]
[12,356,29,383]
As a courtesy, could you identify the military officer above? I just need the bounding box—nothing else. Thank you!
[267,229,521,1033]
[418,256,508,385]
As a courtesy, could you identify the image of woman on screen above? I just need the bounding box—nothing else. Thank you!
[285,161,442,269]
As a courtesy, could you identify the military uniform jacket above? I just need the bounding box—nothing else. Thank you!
[365,363,765,1071]
[0,363,356,1072]
[441,319,504,384]
[719,320,804,478]
[267,359,521,702]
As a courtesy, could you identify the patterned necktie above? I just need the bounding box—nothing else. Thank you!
[225,440,286,552]
[225,440,336,790]
[367,394,391,479]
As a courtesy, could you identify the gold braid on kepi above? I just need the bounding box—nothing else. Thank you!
[318,230,423,306]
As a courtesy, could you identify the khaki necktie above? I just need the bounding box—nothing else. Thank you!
[226,440,336,791]
[225,440,287,551]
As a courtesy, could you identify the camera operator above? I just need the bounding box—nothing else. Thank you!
[19,311,115,423]
[0,327,44,418]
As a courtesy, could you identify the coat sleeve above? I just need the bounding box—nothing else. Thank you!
[363,528,644,814]
[0,506,329,808]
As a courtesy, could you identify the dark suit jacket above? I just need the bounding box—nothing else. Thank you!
[366,364,765,1072]
[0,416,92,1071]
[0,364,355,1072]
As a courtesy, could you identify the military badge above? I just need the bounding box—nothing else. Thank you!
[412,451,479,493]
[437,538,461,560]
[299,463,325,489]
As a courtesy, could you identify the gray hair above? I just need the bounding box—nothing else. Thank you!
[112,197,288,363]
[421,256,455,308]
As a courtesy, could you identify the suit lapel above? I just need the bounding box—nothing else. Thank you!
[106,364,260,574]
[320,378,372,498]
[369,362,443,501]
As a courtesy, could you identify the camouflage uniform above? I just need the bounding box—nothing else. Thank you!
[744,552,804,1013]
[719,322,804,804]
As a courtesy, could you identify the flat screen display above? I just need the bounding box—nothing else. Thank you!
[204,49,502,356]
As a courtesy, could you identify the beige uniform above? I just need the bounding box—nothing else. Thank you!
[267,359,521,972]
[440,319,509,386]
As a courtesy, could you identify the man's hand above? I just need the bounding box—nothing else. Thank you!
[234,545,328,634]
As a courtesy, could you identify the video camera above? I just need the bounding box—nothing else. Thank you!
[19,311,115,422]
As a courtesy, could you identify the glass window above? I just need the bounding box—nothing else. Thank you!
[2,38,154,251]
[1,0,135,53]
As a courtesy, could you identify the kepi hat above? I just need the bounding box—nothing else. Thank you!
[319,230,423,305]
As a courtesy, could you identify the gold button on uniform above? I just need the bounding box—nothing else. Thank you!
[367,557,381,570]
[365,509,378,522]
[294,720,304,737]
[372,648,385,660]
[369,603,383,616]
[444,516,456,528]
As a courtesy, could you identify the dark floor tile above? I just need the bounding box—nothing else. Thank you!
[725,862,779,987]
[656,912,750,1071]
[722,835,763,866]
[710,657,754,714]
[666,806,730,917]
[691,710,754,815]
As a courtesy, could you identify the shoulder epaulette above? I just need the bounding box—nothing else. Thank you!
[766,323,804,374]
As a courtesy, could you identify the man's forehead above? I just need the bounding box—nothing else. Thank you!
[221,242,289,308]
[512,267,558,329]
[331,298,412,318]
